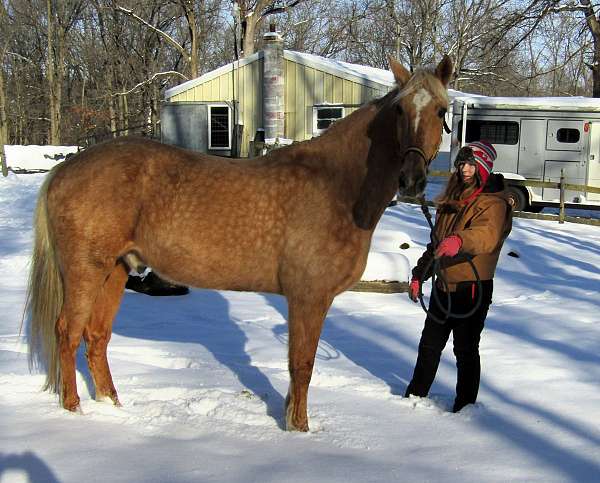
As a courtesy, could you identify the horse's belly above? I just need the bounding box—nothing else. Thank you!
[140,237,283,293]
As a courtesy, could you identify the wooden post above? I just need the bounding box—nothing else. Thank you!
[0,144,7,177]
[559,169,565,224]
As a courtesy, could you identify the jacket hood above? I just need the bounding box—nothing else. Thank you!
[482,173,506,194]
[480,173,514,209]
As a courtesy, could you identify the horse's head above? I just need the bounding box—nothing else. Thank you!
[389,55,453,197]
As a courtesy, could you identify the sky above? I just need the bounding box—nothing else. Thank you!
[1,154,600,482]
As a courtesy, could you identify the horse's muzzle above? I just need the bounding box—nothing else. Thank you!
[399,148,429,197]
[399,175,427,197]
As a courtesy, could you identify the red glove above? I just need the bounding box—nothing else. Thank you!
[409,278,420,302]
[435,235,462,258]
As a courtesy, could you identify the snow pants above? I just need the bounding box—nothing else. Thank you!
[405,279,493,412]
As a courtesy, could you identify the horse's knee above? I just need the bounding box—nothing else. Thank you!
[289,360,314,386]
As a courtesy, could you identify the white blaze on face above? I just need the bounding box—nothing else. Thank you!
[412,88,432,134]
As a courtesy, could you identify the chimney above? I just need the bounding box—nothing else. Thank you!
[262,23,284,141]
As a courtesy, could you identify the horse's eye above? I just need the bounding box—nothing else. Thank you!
[438,107,447,118]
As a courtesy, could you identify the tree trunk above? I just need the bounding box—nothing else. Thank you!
[183,1,199,77]
[593,42,600,98]
[583,0,600,97]
[0,50,8,149]
[242,10,258,56]
[47,0,59,144]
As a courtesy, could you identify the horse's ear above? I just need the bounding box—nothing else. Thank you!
[435,55,453,86]
[388,56,411,88]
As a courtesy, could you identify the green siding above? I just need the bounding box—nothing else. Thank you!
[283,59,389,141]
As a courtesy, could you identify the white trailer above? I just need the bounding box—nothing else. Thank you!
[450,96,600,211]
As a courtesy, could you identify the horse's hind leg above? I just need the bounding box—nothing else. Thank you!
[285,295,332,432]
[57,269,111,411]
[84,262,128,405]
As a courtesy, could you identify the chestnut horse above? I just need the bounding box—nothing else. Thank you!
[27,56,452,431]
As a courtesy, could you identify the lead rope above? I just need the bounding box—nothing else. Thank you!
[416,196,483,325]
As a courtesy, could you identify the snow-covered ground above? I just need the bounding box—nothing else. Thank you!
[1,170,599,483]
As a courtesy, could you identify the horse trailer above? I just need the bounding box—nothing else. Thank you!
[449,96,600,211]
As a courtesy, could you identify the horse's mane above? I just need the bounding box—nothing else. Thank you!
[318,65,448,140]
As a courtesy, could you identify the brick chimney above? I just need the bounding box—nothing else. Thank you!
[262,23,284,141]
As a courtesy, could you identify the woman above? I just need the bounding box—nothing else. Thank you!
[405,140,512,412]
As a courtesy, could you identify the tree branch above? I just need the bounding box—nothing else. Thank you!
[110,5,189,60]
[111,71,188,97]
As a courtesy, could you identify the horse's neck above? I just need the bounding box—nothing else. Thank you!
[316,104,400,230]
[279,103,399,231]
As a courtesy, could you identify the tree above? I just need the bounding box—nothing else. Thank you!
[46,0,85,144]
[547,0,600,97]
[233,0,303,57]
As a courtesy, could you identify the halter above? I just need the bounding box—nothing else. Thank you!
[402,117,451,167]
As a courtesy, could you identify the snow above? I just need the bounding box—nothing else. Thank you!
[3,145,79,171]
[1,162,600,482]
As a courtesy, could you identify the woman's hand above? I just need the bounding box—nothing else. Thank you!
[435,235,462,258]
[409,278,421,302]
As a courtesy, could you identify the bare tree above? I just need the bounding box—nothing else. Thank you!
[547,0,600,97]
[233,0,303,57]
[0,3,9,150]
[46,0,85,144]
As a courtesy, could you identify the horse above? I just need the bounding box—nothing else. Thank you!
[27,56,452,431]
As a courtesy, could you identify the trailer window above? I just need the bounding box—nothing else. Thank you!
[458,120,519,145]
[556,128,580,144]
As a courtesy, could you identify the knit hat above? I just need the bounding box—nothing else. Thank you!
[455,141,496,185]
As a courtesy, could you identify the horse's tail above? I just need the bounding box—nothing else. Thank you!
[25,168,63,393]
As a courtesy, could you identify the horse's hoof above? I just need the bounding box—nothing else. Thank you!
[96,393,121,407]
[63,400,81,412]
[285,418,309,432]
[286,423,309,432]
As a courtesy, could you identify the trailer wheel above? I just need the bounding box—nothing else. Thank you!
[506,186,527,211]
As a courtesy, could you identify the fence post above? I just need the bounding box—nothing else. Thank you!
[559,169,565,224]
[0,145,7,177]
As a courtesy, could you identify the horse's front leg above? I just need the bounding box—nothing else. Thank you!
[285,295,332,432]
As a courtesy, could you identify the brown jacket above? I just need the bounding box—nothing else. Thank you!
[412,173,513,291]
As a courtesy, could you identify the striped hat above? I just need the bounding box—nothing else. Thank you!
[458,141,496,184]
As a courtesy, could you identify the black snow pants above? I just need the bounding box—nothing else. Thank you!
[405,279,493,412]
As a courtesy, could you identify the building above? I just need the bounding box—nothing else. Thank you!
[161,30,395,158]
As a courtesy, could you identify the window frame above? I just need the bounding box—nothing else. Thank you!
[459,119,520,145]
[207,103,232,150]
[312,105,345,136]
[556,128,581,144]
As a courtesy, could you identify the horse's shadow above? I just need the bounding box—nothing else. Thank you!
[109,289,286,429]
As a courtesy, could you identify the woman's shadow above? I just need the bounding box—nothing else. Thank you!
[109,288,287,429]
[0,452,60,483]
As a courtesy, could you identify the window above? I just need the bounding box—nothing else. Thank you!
[208,105,231,149]
[458,120,519,145]
[556,128,580,144]
[313,106,344,135]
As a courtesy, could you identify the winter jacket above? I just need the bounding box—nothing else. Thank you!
[412,173,512,292]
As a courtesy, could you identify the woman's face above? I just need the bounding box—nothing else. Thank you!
[459,162,477,184]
